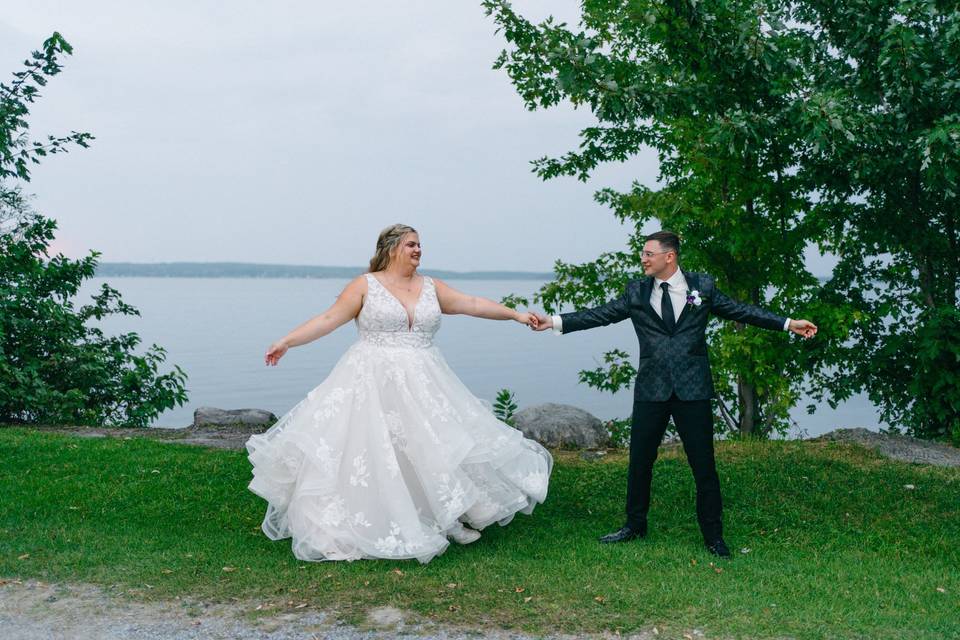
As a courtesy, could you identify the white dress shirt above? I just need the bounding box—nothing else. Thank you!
[651,268,691,323]
[551,267,791,334]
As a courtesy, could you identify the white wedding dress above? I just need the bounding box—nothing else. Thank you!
[246,274,553,563]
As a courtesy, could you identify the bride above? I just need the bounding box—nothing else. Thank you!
[246,224,553,563]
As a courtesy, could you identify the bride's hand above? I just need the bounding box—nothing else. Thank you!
[514,312,539,329]
[265,340,289,366]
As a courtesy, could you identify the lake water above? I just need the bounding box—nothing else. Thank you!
[73,277,887,438]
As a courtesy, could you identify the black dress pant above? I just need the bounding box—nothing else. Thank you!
[625,392,723,541]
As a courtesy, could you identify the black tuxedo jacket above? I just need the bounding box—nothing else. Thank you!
[559,271,787,402]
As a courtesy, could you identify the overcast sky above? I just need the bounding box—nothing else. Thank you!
[3,2,833,274]
[1,1,653,272]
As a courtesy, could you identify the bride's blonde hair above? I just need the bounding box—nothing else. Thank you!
[368,223,417,273]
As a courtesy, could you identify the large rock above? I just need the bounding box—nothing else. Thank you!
[513,403,609,449]
[191,407,277,429]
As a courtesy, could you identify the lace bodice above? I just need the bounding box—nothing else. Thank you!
[357,273,442,348]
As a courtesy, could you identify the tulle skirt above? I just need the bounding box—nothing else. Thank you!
[246,339,553,563]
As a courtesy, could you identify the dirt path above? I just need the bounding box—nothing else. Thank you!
[3,578,653,640]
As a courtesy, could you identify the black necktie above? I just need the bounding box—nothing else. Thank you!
[660,282,675,334]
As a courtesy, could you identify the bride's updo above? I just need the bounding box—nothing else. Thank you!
[368,223,417,273]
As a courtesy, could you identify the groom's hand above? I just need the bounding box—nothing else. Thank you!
[789,319,818,339]
[529,312,553,332]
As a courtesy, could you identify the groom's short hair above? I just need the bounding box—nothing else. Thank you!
[645,230,680,256]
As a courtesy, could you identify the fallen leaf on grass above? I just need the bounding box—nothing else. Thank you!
[448,604,460,612]
[904,484,916,490]
[17,554,29,560]
[740,548,751,554]
[594,595,606,603]
[221,566,236,573]
[392,569,404,577]
[936,587,946,593]
[296,603,308,609]
[514,587,525,593]
[445,583,457,589]
[161,569,173,574]
[523,596,533,603]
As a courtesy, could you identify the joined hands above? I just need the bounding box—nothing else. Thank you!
[529,312,553,332]
[514,311,541,329]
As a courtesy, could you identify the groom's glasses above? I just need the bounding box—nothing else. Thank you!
[640,250,672,258]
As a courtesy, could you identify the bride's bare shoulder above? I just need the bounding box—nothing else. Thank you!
[340,274,369,299]
[431,277,451,291]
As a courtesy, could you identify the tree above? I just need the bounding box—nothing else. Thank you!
[797,0,960,444]
[484,0,840,436]
[0,34,188,427]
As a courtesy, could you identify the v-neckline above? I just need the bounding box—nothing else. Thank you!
[371,273,426,331]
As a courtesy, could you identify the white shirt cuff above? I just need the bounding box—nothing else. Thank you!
[783,317,791,331]
[551,315,563,335]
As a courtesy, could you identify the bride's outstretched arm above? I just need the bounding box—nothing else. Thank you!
[264,276,366,365]
[434,278,538,328]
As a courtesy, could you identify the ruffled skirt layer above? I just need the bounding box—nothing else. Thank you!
[246,340,553,563]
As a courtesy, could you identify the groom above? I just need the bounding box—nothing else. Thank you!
[532,231,817,557]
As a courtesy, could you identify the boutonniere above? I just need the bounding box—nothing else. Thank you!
[686,289,702,307]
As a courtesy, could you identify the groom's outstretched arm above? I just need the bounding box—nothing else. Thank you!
[534,287,632,335]
[710,284,817,338]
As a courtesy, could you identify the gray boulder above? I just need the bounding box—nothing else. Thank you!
[513,403,610,449]
[191,407,277,429]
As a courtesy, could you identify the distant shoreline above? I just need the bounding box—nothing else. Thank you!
[94,262,555,281]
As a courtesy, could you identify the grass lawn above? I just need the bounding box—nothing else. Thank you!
[0,427,957,639]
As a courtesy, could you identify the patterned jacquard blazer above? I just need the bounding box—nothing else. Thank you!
[559,271,787,402]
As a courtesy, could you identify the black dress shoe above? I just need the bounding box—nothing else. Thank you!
[598,525,646,544]
[706,538,731,558]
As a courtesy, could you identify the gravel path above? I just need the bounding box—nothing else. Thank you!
[2,578,658,640]
[817,428,960,467]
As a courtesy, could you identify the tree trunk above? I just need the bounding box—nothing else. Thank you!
[738,375,757,436]
[945,207,958,309]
